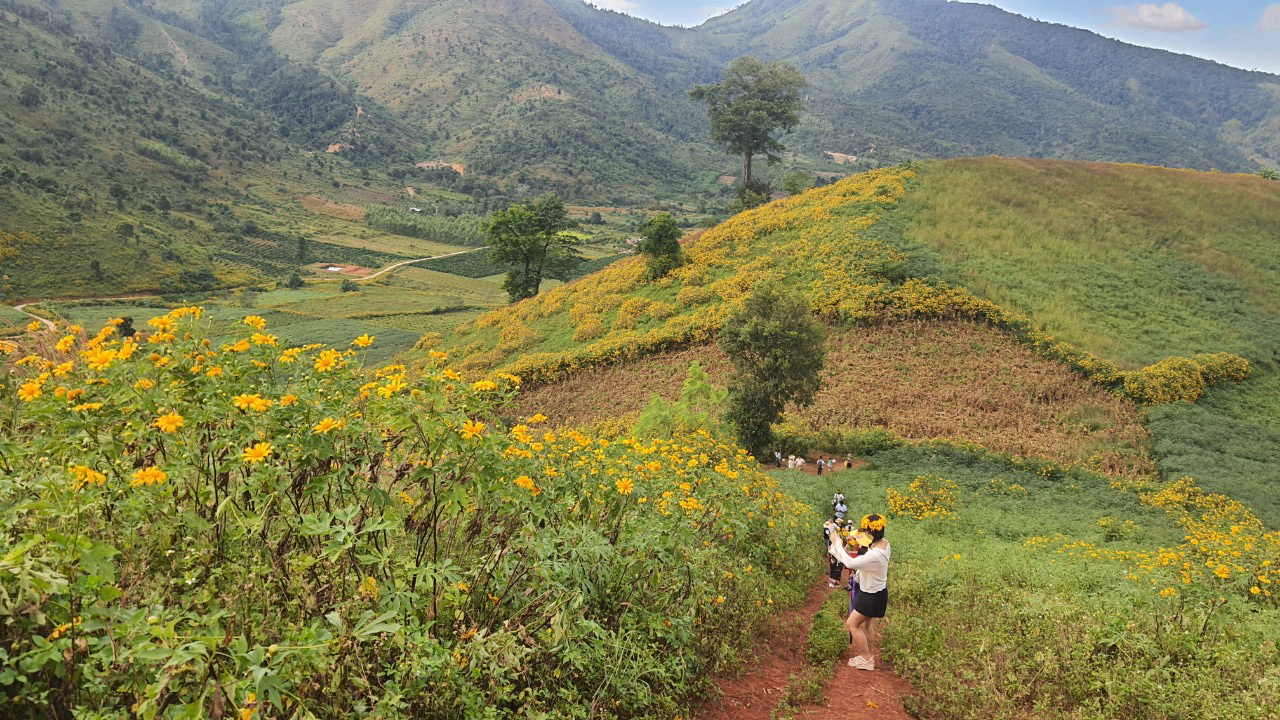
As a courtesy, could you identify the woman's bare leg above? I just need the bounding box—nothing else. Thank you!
[845,612,872,659]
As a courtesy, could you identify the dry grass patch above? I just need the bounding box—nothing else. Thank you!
[299,194,366,221]
[517,320,1148,468]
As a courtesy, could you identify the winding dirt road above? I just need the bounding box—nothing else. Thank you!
[355,247,485,282]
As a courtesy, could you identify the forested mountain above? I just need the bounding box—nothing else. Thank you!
[3,0,1279,223]
[0,0,431,299]
[251,0,1280,191]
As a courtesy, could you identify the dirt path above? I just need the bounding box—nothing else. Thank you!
[356,248,485,282]
[698,579,831,720]
[12,304,55,331]
[696,576,916,720]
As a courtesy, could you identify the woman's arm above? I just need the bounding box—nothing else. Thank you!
[829,539,877,570]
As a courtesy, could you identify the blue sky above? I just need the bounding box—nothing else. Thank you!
[586,1,1280,74]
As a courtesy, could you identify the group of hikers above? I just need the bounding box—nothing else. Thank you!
[823,493,891,672]
[773,451,855,473]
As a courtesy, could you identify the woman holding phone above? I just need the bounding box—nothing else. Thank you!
[828,514,890,671]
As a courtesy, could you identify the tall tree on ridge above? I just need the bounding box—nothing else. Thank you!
[690,57,807,190]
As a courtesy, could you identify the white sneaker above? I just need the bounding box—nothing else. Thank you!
[856,657,875,671]
[847,655,867,668]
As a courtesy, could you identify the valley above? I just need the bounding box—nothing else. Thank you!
[1,0,1279,719]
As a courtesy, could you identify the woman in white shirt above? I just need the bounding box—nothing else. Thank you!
[828,514,890,671]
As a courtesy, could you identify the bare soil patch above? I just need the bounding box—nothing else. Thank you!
[517,320,1148,467]
[305,262,372,277]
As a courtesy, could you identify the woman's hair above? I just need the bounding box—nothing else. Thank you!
[861,514,887,542]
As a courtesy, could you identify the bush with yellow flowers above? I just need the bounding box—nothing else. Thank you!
[886,474,961,520]
[433,167,1250,409]
[0,311,816,719]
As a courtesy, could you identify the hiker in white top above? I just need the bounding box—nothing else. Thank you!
[832,491,845,509]
[829,513,890,671]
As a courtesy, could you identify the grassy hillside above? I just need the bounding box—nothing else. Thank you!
[517,320,1150,472]
[435,158,1280,523]
[892,158,1280,521]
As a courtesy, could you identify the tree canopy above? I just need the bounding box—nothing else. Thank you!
[718,281,825,454]
[690,57,806,189]
[637,212,684,280]
[486,194,581,302]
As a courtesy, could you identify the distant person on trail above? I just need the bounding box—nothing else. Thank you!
[834,501,848,520]
[833,491,846,510]
[816,457,824,476]
[774,450,783,468]
[823,518,844,588]
[829,514,891,671]
[845,453,853,469]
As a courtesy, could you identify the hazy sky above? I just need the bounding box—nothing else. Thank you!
[585,1,1280,75]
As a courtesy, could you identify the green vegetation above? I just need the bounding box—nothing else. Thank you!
[637,213,684,280]
[0,311,816,718]
[690,56,807,190]
[486,194,581,302]
[720,282,826,454]
[363,207,486,247]
[136,141,206,173]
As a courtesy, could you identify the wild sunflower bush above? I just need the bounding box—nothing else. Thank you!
[0,311,815,719]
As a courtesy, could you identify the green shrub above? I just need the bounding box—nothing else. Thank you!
[136,141,205,173]
[805,591,851,665]
[365,206,486,246]
[0,310,817,719]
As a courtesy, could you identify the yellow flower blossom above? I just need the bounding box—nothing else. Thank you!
[313,417,342,434]
[242,442,274,464]
[243,316,267,330]
[85,349,117,372]
[17,382,42,402]
[460,420,486,440]
[472,380,498,392]
[154,413,185,433]
[513,475,540,495]
[131,466,167,487]
[615,478,634,495]
[352,334,375,348]
[314,349,341,372]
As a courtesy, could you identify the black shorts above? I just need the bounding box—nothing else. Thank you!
[853,588,888,618]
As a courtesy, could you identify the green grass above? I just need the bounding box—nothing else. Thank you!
[772,444,1280,719]
[897,158,1280,526]
[899,159,1280,367]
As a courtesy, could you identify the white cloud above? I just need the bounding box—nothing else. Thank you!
[1107,3,1208,33]
[1259,4,1280,32]
[590,0,641,12]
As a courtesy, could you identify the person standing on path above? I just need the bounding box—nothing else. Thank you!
[829,514,890,671]
[817,457,824,476]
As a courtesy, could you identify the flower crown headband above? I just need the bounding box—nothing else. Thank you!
[861,514,887,532]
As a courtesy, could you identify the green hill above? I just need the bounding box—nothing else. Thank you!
[433,158,1280,523]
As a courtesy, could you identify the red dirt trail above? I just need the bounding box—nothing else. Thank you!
[696,576,916,720]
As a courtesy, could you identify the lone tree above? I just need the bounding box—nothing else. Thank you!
[487,193,582,302]
[719,281,825,455]
[638,212,684,280]
[691,57,806,191]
